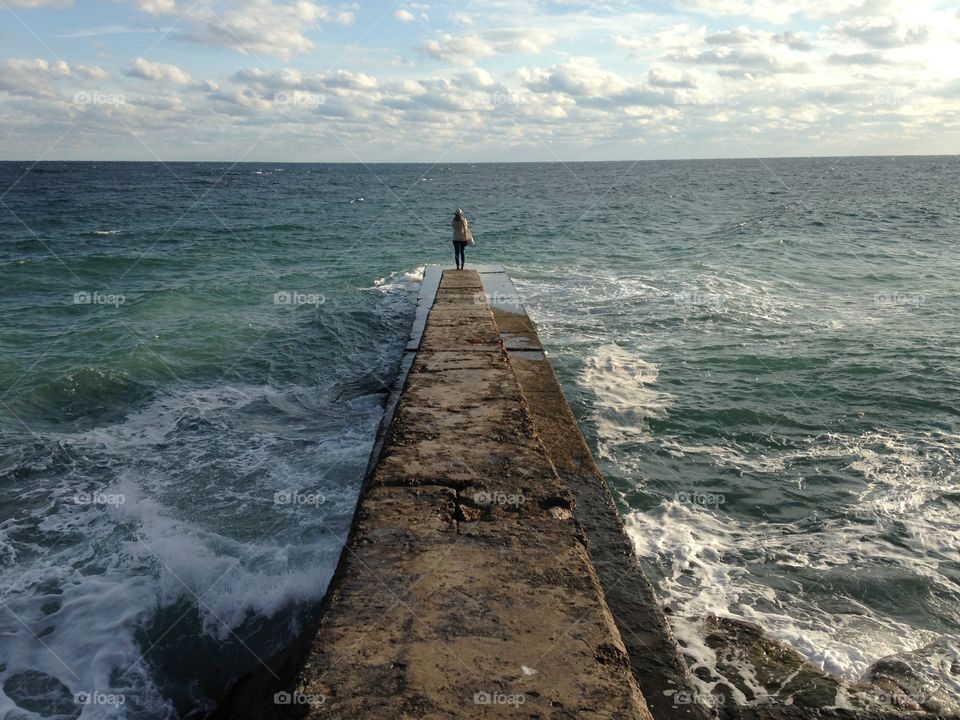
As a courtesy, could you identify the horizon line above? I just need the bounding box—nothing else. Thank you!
[0,152,952,164]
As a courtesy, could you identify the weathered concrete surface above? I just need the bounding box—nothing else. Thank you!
[479,272,707,720]
[210,268,653,720]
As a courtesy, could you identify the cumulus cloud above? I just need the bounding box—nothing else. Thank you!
[705,26,815,52]
[394,8,415,22]
[173,0,354,60]
[132,93,185,111]
[125,57,192,84]
[669,47,809,76]
[421,28,553,65]
[524,57,629,97]
[774,31,813,51]
[827,51,889,64]
[74,64,110,81]
[648,66,698,89]
[134,0,176,14]
[233,67,377,97]
[0,58,71,98]
[838,17,929,48]
[207,86,273,114]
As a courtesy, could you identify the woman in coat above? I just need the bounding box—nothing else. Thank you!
[452,209,471,270]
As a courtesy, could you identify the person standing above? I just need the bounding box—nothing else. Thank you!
[451,208,472,270]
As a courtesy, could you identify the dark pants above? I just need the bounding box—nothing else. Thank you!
[453,241,466,268]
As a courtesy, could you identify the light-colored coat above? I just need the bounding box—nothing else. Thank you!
[452,215,472,243]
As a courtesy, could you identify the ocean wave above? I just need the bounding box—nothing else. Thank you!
[371,265,425,295]
[622,427,960,704]
[0,381,383,718]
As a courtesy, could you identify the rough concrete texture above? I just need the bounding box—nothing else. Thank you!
[491,303,708,720]
[210,269,653,720]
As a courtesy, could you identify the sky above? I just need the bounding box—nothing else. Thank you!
[0,0,958,162]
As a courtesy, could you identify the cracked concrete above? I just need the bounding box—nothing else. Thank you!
[209,268,653,720]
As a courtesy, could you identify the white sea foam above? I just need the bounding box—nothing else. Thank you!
[0,381,381,718]
[371,266,425,295]
[622,428,960,704]
[580,344,672,455]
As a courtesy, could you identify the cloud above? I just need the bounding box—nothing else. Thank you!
[74,64,110,81]
[207,86,273,114]
[132,93,185,111]
[133,0,176,14]
[47,24,154,38]
[670,0,799,24]
[233,67,378,97]
[449,11,474,26]
[0,58,70,98]
[173,0,354,60]
[421,28,554,66]
[705,26,815,52]
[647,66,697,89]
[2,0,959,161]
[3,0,73,7]
[520,57,676,113]
[125,57,192,84]
[669,47,809,75]
[774,31,813,51]
[705,27,758,45]
[827,51,889,65]
[524,57,629,97]
[838,17,929,48]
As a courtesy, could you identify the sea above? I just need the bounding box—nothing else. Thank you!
[0,158,957,718]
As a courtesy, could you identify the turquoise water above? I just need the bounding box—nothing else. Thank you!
[1,158,958,717]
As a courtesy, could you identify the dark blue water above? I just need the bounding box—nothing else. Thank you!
[1,158,958,717]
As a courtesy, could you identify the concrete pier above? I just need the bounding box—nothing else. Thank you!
[211,266,689,719]
[211,265,960,720]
